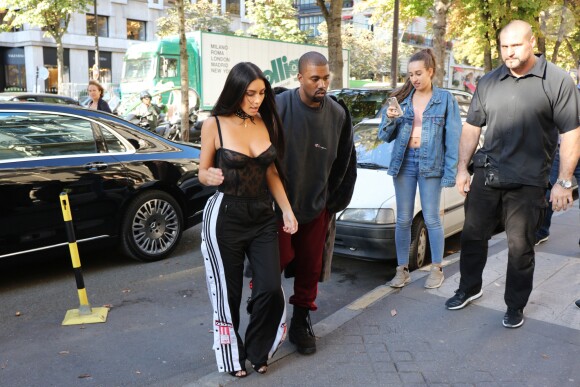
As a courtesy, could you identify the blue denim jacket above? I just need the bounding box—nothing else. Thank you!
[377,87,462,187]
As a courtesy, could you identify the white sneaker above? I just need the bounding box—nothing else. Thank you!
[424,266,444,289]
[389,266,410,288]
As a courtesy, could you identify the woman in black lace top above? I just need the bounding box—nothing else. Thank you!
[199,62,297,377]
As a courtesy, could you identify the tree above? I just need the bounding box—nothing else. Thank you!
[176,0,189,142]
[316,0,344,89]
[358,0,431,84]
[156,0,231,37]
[0,0,92,93]
[316,23,414,82]
[244,0,308,43]
[448,0,578,72]
[432,0,453,86]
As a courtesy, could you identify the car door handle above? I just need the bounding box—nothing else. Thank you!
[84,162,108,171]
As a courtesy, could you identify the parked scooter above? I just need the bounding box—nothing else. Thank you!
[156,107,201,142]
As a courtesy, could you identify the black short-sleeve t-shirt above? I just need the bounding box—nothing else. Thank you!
[467,54,580,187]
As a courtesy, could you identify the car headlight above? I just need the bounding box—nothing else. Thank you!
[338,208,395,224]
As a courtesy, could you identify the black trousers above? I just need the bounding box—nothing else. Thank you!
[201,192,286,373]
[459,168,546,309]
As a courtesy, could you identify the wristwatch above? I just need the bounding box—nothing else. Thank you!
[555,179,573,189]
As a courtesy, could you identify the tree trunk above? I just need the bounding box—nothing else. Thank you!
[94,0,100,80]
[538,13,546,55]
[177,0,190,142]
[56,37,64,94]
[317,0,344,89]
[483,39,492,73]
[480,2,493,73]
[551,0,569,64]
[564,37,578,66]
[390,0,399,88]
[432,0,451,87]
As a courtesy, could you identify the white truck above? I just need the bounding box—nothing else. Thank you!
[119,31,350,114]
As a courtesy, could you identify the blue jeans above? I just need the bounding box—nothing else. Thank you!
[393,148,444,265]
[537,149,580,239]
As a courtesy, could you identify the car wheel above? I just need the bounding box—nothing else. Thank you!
[121,190,183,262]
[408,216,430,270]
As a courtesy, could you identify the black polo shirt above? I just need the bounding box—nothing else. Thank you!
[467,54,580,187]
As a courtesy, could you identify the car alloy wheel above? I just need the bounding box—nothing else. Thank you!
[121,190,183,262]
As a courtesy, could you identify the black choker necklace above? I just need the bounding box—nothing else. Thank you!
[235,109,255,128]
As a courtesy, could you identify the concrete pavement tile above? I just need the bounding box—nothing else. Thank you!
[390,350,413,361]
[533,259,580,295]
[394,361,420,372]
[373,371,403,385]
[363,333,392,344]
[371,359,397,371]
[323,333,363,345]
[397,371,426,383]
[364,342,389,353]
[559,302,580,328]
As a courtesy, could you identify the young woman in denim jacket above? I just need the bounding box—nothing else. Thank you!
[378,49,462,289]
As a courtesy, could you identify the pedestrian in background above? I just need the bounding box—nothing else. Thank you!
[198,62,298,377]
[534,139,580,246]
[275,52,356,356]
[134,91,160,130]
[87,80,112,113]
[378,48,462,289]
[446,20,580,329]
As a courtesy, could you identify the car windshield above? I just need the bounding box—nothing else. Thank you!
[329,88,392,125]
[353,121,393,169]
[122,58,155,82]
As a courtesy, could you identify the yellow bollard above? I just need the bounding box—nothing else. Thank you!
[59,192,109,325]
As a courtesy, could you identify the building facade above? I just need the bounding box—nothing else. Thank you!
[0,0,249,94]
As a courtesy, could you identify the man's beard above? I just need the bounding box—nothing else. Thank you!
[311,90,326,103]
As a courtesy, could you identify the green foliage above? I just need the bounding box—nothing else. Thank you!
[156,0,231,37]
[449,0,580,70]
[0,0,91,38]
[243,0,308,43]
[315,22,414,81]
[358,0,432,30]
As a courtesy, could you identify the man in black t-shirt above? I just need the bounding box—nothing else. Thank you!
[444,20,580,328]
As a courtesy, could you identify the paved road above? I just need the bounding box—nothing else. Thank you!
[0,223,394,386]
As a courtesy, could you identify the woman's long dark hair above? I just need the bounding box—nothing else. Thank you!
[390,48,437,102]
[211,61,287,182]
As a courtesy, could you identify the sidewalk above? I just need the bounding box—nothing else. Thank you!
[190,204,580,387]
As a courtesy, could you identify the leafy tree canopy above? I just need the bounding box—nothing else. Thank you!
[156,0,231,37]
[242,0,308,43]
[0,0,91,37]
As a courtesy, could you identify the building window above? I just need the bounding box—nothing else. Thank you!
[2,48,27,92]
[127,19,146,41]
[88,51,112,84]
[226,0,240,15]
[294,0,319,11]
[159,56,178,78]
[43,47,70,93]
[299,15,325,36]
[343,1,353,8]
[86,14,109,37]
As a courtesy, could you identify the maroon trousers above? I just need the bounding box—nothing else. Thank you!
[278,210,330,311]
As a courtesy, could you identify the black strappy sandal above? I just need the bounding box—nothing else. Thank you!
[252,362,268,374]
[229,368,247,378]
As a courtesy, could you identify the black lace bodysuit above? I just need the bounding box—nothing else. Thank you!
[214,116,277,197]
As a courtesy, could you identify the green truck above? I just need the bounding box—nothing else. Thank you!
[119,31,349,115]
